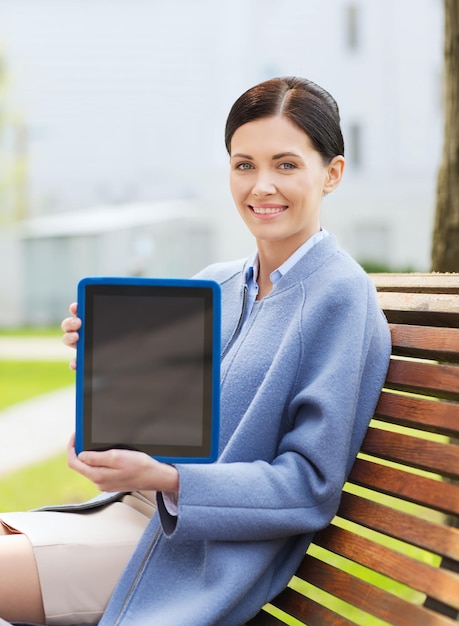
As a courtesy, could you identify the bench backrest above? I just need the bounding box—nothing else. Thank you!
[249,273,459,626]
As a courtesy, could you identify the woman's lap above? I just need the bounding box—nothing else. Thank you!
[0,492,155,625]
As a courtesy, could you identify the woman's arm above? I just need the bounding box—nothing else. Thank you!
[160,278,391,543]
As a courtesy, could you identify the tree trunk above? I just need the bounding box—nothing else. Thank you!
[431,0,459,272]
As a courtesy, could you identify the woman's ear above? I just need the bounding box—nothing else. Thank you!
[323,155,345,194]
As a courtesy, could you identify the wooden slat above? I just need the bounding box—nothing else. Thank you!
[337,492,459,560]
[314,525,459,610]
[375,391,459,436]
[384,359,459,400]
[270,587,357,626]
[370,273,459,294]
[389,324,459,362]
[361,427,459,479]
[348,458,459,517]
[377,292,459,327]
[295,555,455,626]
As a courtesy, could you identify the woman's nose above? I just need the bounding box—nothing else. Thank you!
[252,171,276,196]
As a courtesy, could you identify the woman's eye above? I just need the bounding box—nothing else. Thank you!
[236,162,253,170]
[279,162,296,170]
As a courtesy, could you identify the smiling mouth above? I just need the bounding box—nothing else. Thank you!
[249,205,287,215]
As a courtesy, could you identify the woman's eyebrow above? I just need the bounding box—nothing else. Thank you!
[231,151,303,160]
[272,151,302,160]
[231,153,253,160]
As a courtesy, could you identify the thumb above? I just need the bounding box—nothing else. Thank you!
[77,450,103,467]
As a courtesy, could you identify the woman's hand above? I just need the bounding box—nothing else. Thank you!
[67,434,179,495]
[61,303,81,370]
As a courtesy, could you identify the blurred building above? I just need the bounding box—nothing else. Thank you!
[0,0,444,325]
[18,202,213,325]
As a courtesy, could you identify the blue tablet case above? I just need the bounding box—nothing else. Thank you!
[75,276,221,463]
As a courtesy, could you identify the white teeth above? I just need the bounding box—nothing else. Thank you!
[251,206,285,214]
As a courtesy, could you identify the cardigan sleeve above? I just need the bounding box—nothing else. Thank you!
[157,273,391,542]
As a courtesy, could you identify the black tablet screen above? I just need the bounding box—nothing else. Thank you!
[77,280,219,461]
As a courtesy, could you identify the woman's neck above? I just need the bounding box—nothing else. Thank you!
[255,225,322,284]
[256,239,299,281]
[255,240,295,300]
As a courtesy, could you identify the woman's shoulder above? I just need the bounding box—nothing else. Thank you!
[292,237,380,315]
[328,247,374,290]
[289,235,373,294]
[193,258,248,284]
[319,251,377,306]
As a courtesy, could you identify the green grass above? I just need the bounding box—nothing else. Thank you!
[0,360,74,410]
[0,452,99,511]
[0,325,72,410]
[0,355,99,510]
[0,326,61,337]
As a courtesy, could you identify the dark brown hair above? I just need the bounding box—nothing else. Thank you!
[225,77,344,163]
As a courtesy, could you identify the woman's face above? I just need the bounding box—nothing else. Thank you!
[229,115,343,255]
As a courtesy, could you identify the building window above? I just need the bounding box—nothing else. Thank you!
[345,4,360,51]
[347,122,363,169]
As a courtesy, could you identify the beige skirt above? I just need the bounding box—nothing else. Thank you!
[0,491,156,626]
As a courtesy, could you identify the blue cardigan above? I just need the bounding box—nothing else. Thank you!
[94,235,391,625]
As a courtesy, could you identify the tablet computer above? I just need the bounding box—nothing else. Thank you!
[75,276,221,463]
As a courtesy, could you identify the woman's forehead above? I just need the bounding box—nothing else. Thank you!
[230,116,314,155]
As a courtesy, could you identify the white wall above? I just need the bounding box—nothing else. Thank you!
[0,0,445,326]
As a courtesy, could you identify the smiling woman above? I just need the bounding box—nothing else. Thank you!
[0,77,391,626]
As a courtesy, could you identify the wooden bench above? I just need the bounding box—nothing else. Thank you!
[248,273,459,626]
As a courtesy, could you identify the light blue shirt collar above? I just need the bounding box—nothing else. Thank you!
[247,229,329,286]
[243,230,329,323]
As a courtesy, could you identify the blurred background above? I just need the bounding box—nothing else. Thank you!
[0,0,444,327]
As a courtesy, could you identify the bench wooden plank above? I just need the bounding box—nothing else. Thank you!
[337,492,459,560]
[361,428,459,479]
[314,525,459,610]
[348,458,459,517]
[372,273,459,293]
[384,358,459,400]
[264,587,357,626]
[294,556,454,626]
[389,324,459,362]
[378,292,459,326]
[375,391,459,436]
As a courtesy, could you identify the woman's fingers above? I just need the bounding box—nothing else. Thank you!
[61,303,81,369]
